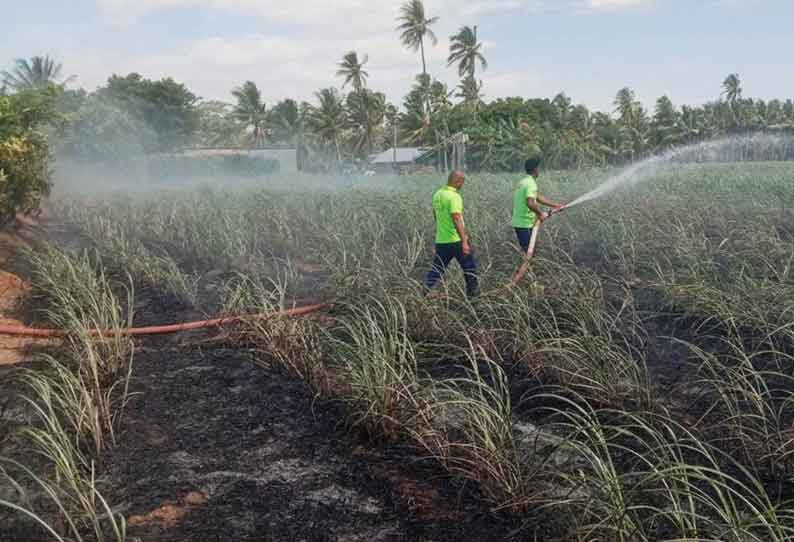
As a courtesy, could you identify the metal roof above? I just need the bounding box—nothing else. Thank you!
[369,147,425,164]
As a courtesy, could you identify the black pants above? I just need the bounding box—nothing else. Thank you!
[425,242,479,297]
[514,227,534,253]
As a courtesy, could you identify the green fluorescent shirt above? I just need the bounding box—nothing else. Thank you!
[512,175,539,228]
[432,185,464,244]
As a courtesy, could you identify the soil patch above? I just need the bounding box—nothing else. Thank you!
[107,346,523,541]
[0,216,57,366]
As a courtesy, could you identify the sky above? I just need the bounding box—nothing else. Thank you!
[1,0,792,113]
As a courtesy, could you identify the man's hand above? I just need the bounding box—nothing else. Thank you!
[552,202,566,211]
[536,211,549,224]
[462,240,472,256]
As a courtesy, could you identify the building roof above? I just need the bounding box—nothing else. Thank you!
[370,147,425,164]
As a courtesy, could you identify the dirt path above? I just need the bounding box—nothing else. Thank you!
[0,217,52,366]
[109,346,521,542]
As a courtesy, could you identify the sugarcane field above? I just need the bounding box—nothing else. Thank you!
[2,2,794,541]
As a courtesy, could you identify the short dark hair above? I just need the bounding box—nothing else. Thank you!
[525,157,541,174]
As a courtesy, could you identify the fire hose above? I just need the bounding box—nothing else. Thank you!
[509,205,566,287]
[0,206,567,338]
[0,304,328,338]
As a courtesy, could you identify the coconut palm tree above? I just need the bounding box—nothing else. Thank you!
[231,81,268,148]
[784,100,794,123]
[722,73,742,128]
[1,55,73,90]
[270,98,312,170]
[679,105,703,143]
[429,79,455,171]
[456,75,483,112]
[447,25,487,78]
[722,73,742,107]
[614,87,649,161]
[652,95,681,150]
[337,51,369,92]
[308,88,347,166]
[766,99,784,126]
[401,74,434,145]
[396,0,439,78]
[384,103,400,164]
[552,92,573,131]
[614,87,639,127]
[347,89,386,157]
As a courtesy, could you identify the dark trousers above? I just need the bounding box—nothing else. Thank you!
[425,242,479,297]
[514,228,533,253]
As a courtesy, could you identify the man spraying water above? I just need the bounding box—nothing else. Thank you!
[512,157,565,253]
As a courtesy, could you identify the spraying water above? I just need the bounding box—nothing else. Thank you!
[564,134,793,209]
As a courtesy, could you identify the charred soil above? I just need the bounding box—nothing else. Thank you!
[105,344,524,542]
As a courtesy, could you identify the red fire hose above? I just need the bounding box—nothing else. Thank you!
[0,304,328,338]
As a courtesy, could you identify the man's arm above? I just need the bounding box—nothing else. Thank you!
[538,195,565,209]
[451,213,470,255]
[526,197,548,223]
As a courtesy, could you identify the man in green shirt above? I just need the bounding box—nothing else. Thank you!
[425,170,479,298]
[512,157,564,253]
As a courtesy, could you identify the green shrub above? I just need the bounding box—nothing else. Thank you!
[0,134,51,223]
[0,88,56,225]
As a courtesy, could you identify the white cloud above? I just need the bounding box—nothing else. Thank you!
[585,0,650,7]
[76,0,661,109]
[64,31,552,111]
[96,0,600,27]
[708,0,762,6]
[87,0,486,104]
[63,31,455,106]
[98,0,502,27]
[483,71,549,99]
[456,0,550,16]
[576,0,655,11]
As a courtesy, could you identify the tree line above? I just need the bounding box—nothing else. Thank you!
[3,0,794,176]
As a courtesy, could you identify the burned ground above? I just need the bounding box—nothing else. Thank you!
[103,343,524,542]
[0,219,526,541]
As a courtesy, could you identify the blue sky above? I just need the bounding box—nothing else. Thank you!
[2,0,792,112]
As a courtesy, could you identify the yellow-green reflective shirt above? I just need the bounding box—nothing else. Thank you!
[512,175,539,228]
[432,185,464,244]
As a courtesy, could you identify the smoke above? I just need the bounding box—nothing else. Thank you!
[52,129,794,203]
[52,156,419,199]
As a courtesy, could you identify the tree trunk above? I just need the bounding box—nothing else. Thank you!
[297,133,304,171]
[420,38,427,78]
[420,38,431,128]
[443,117,451,171]
[393,121,398,173]
[366,109,373,156]
[467,26,478,80]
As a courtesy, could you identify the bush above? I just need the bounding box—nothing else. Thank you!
[0,88,56,225]
[0,134,51,223]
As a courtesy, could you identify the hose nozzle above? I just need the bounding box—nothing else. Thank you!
[548,205,567,218]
